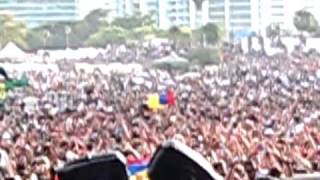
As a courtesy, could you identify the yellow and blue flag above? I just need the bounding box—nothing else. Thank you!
[128,157,149,176]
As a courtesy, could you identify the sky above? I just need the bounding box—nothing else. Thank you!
[79,0,105,18]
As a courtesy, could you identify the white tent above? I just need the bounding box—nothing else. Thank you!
[152,52,189,70]
[0,42,27,59]
[75,63,143,75]
[0,63,59,73]
[153,52,189,64]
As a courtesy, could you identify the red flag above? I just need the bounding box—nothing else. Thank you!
[54,175,60,180]
[167,89,175,106]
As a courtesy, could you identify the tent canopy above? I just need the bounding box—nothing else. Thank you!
[0,42,27,59]
[153,52,189,64]
[152,52,189,70]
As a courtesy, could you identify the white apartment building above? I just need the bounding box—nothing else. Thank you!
[97,0,194,29]
[133,0,194,30]
[0,0,81,27]
[93,0,320,36]
[255,0,286,36]
[80,0,134,22]
[206,0,318,39]
[206,0,257,40]
[255,0,320,34]
[158,0,193,29]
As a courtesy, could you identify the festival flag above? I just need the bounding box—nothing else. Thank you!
[147,89,176,111]
[130,170,150,180]
[128,163,149,176]
[0,67,26,102]
[147,94,164,111]
[0,78,28,103]
[54,175,60,180]
[0,83,6,101]
[159,92,168,105]
[128,156,150,176]
[167,89,175,106]
[5,78,28,90]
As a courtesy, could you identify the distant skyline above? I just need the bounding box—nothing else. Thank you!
[0,0,80,27]
[0,0,319,37]
[87,0,320,35]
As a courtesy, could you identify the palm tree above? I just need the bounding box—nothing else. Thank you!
[43,30,50,48]
[84,9,109,27]
[65,25,71,49]
[294,10,318,46]
[257,33,265,55]
[294,10,318,34]
[266,24,280,45]
[132,25,156,42]
[193,0,205,29]
[86,26,127,47]
[0,14,27,48]
[169,26,181,49]
[198,23,220,47]
[168,26,191,49]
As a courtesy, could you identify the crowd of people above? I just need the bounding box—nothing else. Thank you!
[0,43,319,180]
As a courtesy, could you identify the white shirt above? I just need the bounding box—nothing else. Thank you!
[0,149,9,170]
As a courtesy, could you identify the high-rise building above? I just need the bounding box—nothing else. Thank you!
[206,0,302,39]
[253,0,286,36]
[97,0,320,37]
[100,0,137,22]
[255,0,320,34]
[101,0,221,30]
[115,0,194,30]
[206,0,256,39]
[157,0,193,29]
[0,0,81,27]
[103,0,125,21]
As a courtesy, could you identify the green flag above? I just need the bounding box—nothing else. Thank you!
[5,78,28,91]
[0,78,28,103]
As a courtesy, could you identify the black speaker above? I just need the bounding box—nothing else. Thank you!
[55,152,128,180]
[148,140,224,180]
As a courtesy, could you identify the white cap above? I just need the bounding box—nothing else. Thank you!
[264,128,274,136]
[2,132,11,140]
[106,106,113,113]
[66,151,79,161]
[169,116,177,123]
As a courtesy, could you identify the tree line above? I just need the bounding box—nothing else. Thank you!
[266,10,319,46]
[0,9,222,50]
[0,7,318,51]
